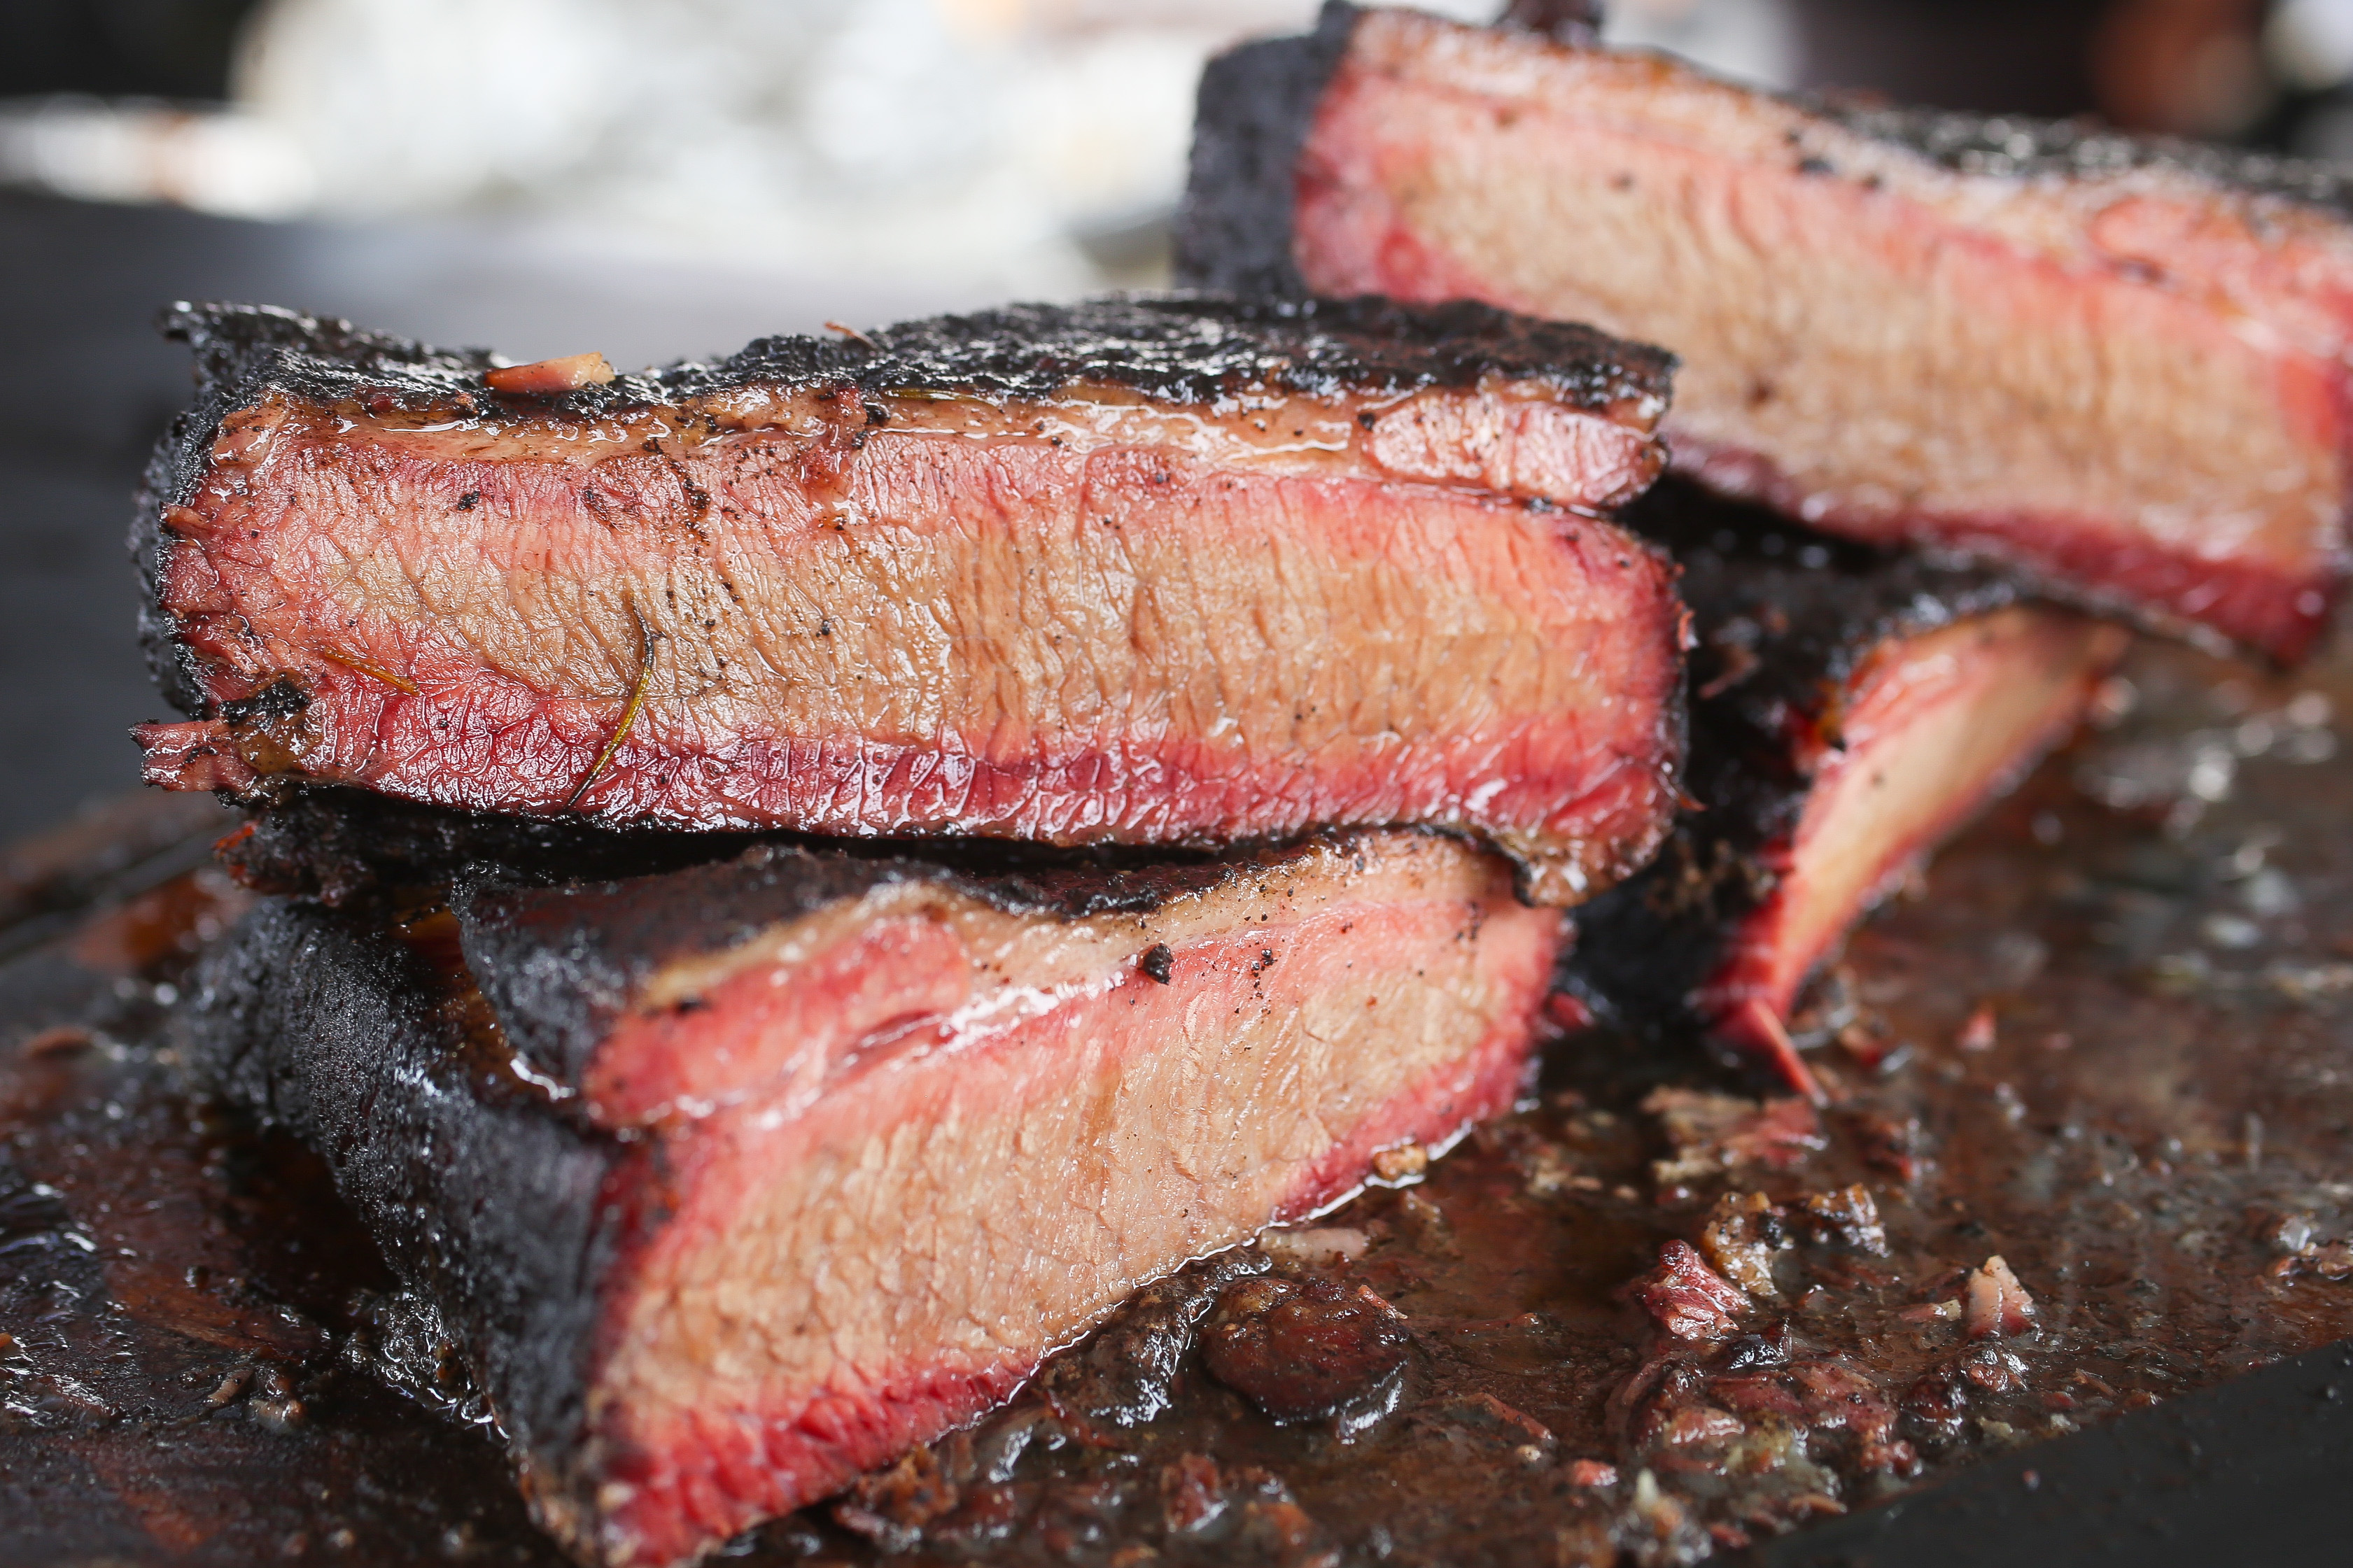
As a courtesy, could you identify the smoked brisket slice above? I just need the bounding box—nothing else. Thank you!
[1569,483,2128,1094]
[1179,3,2352,661]
[133,295,1683,905]
[183,831,1562,1566]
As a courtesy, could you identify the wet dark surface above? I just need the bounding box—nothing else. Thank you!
[2,635,2350,1567]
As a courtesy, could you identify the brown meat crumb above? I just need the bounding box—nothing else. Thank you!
[1699,1192,1786,1297]
[1798,1185,1890,1255]
[1627,1240,1751,1339]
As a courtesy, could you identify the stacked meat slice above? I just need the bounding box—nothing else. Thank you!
[192,833,1559,1565]
[135,296,1682,904]
[1182,2,2353,662]
[1179,0,2348,1080]
[155,295,1689,1565]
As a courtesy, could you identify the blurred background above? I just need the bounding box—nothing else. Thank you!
[6,0,2353,841]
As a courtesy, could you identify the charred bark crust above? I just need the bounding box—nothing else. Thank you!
[215,787,1239,917]
[177,898,626,1549]
[1567,481,2026,1027]
[1174,1,1358,297]
[1821,104,2353,216]
[216,787,761,911]
[153,290,1669,430]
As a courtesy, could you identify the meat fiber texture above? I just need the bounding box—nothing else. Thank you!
[1177,2,2353,662]
[1568,483,2128,1095]
[181,829,1564,1567]
[132,294,1686,907]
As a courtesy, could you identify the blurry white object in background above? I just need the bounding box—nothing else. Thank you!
[1,0,1804,293]
[0,97,313,218]
[2268,0,2353,158]
[0,0,1367,297]
[231,0,1078,293]
[218,0,1368,295]
[235,0,634,212]
[1601,0,1799,91]
[2267,0,2353,91]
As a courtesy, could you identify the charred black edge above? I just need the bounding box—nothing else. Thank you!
[154,289,1671,418]
[1566,481,2027,1029]
[457,832,1382,1094]
[1172,1,1356,296]
[216,784,1235,913]
[217,786,767,911]
[178,898,621,1551]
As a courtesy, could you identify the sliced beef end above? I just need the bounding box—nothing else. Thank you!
[1179,4,2352,661]
[1570,487,2128,1093]
[182,829,1564,1567]
[132,297,1682,906]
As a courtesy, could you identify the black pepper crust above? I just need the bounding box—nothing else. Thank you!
[1170,3,2353,308]
[135,285,1671,719]
[1173,1,1360,297]
[218,786,764,910]
[212,784,1242,917]
[152,290,1669,421]
[178,898,626,1553]
[724,292,1672,412]
[1566,481,2027,1027]
[1821,104,2353,218]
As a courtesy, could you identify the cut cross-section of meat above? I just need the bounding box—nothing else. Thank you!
[132,295,1684,905]
[182,829,1564,1567]
[1177,3,2353,661]
[1567,483,2129,1094]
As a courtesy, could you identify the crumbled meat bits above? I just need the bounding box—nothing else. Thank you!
[1645,1087,1827,1186]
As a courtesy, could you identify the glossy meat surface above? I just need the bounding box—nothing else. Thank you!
[183,830,1563,1566]
[1179,3,2353,660]
[133,298,1683,905]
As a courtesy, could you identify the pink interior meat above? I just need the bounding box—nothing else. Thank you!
[135,299,1685,905]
